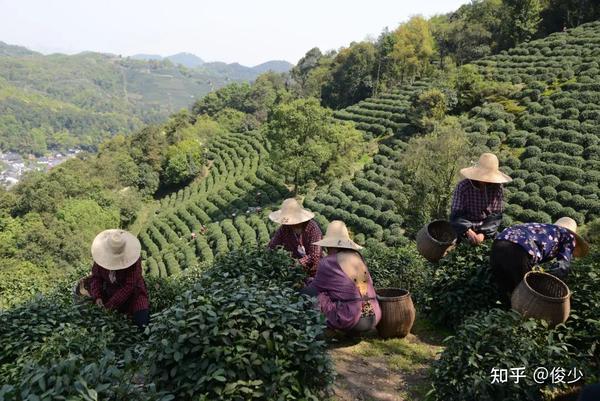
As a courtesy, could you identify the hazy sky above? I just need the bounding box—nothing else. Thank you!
[0,0,469,66]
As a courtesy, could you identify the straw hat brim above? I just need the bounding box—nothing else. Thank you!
[313,238,363,251]
[569,231,590,258]
[460,166,512,184]
[268,209,315,225]
[91,229,141,271]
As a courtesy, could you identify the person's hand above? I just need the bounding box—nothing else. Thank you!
[95,298,104,307]
[475,233,485,244]
[466,229,478,245]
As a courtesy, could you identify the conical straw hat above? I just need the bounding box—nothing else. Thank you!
[313,220,363,250]
[269,198,315,225]
[91,229,141,270]
[460,153,512,184]
[554,217,590,258]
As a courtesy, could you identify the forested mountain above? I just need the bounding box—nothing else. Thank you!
[0,42,291,154]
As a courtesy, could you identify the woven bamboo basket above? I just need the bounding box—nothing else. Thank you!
[511,271,571,327]
[416,220,457,263]
[376,288,416,339]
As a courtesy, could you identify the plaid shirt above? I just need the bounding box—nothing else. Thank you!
[89,258,149,314]
[268,219,323,276]
[451,179,504,225]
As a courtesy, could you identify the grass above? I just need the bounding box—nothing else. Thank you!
[350,328,443,375]
[329,316,448,400]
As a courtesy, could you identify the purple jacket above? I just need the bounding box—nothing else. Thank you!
[308,253,381,330]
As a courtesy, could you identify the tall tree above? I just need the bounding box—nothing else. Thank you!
[390,16,435,84]
[502,0,543,46]
[321,42,376,109]
[399,117,476,234]
[266,98,366,193]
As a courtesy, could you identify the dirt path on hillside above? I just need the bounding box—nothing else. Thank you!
[328,319,446,401]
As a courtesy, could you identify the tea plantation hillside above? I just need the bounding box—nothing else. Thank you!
[308,22,600,241]
[138,131,286,275]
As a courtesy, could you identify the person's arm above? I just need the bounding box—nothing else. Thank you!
[478,213,503,238]
[299,223,322,275]
[267,227,283,249]
[449,184,472,236]
[547,236,575,279]
[104,260,141,310]
[89,264,103,301]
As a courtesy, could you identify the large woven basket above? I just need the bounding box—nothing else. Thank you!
[511,271,571,327]
[416,220,457,263]
[376,288,416,339]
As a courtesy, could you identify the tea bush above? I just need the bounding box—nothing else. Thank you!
[362,243,431,306]
[424,243,502,328]
[429,253,600,401]
[142,247,332,400]
[429,309,580,401]
[0,296,144,399]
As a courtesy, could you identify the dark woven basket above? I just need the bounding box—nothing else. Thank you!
[511,271,571,327]
[416,220,457,263]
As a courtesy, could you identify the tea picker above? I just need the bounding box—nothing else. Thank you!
[490,217,590,295]
[267,198,323,277]
[449,153,512,246]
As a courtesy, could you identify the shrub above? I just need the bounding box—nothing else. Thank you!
[424,243,501,329]
[362,244,430,306]
[143,248,331,400]
[429,309,580,401]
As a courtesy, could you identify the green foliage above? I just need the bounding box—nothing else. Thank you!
[321,42,376,109]
[424,243,502,328]
[0,260,64,309]
[362,243,431,305]
[143,247,332,400]
[430,309,580,401]
[266,98,366,193]
[399,117,476,235]
[162,139,205,186]
[430,253,600,401]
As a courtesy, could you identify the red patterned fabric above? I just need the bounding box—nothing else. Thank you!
[268,219,323,276]
[88,258,149,315]
[451,179,504,223]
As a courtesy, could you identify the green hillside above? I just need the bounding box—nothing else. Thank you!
[0,44,290,154]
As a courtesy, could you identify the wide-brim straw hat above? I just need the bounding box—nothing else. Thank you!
[313,220,363,251]
[460,153,512,184]
[554,217,590,258]
[91,229,141,270]
[269,198,315,225]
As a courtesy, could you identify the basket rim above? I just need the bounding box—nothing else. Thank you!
[522,271,571,302]
[376,287,411,301]
[424,220,457,246]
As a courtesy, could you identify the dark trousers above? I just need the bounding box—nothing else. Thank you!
[490,239,532,296]
[133,309,150,330]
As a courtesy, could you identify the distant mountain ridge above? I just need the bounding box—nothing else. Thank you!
[130,51,292,72]
[0,41,292,155]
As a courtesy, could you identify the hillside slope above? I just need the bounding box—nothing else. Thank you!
[0,43,290,154]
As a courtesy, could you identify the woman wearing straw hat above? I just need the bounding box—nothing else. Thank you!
[268,198,323,276]
[302,220,381,334]
[76,229,150,329]
[490,217,590,294]
[450,153,512,245]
